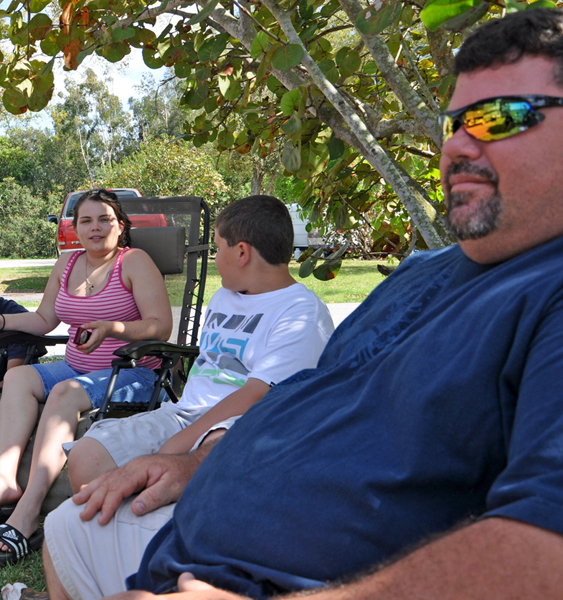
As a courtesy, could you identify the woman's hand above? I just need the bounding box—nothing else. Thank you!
[75,320,113,353]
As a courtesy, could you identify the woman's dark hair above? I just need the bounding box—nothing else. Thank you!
[215,195,294,265]
[72,189,132,248]
[455,8,563,84]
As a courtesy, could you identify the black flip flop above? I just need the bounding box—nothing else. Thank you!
[0,524,44,565]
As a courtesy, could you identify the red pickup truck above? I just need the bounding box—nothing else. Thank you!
[48,189,167,255]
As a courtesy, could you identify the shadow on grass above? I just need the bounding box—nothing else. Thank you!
[0,277,49,294]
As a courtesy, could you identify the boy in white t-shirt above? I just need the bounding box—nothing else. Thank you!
[67,195,334,490]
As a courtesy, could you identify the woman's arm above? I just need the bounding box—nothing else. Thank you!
[78,248,173,352]
[2,255,67,335]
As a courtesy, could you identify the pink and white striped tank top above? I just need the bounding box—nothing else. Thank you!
[55,248,160,373]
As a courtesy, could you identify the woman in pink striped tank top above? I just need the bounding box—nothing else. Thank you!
[0,190,172,563]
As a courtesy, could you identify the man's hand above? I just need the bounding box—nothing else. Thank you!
[73,453,199,525]
[104,573,246,600]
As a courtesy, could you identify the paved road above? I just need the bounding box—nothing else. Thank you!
[0,259,57,269]
[16,302,360,356]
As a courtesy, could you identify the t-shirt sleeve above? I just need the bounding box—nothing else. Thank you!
[0,298,29,315]
[248,300,334,387]
[483,297,563,536]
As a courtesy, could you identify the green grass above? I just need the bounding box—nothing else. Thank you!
[0,550,45,592]
[0,259,390,307]
[0,267,50,296]
[147,259,390,305]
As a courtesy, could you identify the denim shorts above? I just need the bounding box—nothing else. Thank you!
[31,360,159,409]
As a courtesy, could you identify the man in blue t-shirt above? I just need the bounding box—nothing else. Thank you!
[0,297,38,386]
[44,8,563,600]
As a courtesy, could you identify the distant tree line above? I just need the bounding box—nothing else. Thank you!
[0,69,289,258]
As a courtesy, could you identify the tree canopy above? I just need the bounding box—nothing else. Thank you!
[0,0,553,255]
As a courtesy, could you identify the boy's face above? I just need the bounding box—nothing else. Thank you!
[214,230,243,291]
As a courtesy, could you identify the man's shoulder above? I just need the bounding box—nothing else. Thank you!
[0,297,28,314]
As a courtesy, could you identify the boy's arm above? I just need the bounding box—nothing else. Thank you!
[158,378,270,455]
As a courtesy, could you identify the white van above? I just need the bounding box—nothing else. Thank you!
[288,203,324,259]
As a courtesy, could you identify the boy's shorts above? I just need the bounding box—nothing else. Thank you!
[31,359,160,409]
[72,404,242,467]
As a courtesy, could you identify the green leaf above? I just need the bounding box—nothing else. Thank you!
[336,48,361,78]
[142,48,164,69]
[38,57,54,77]
[328,136,345,160]
[29,13,52,40]
[29,0,50,12]
[181,83,209,107]
[32,70,53,93]
[2,92,27,115]
[280,89,301,115]
[217,128,235,148]
[266,74,283,93]
[174,59,191,78]
[198,34,228,62]
[250,31,271,59]
[504,0,524,11]
[440,0,489,30]
[4,86,27,108]
[298,255,319,277]
[421,0,483,31]
[185,0,220,26]
[318,59,339,84]
[226,79,242,101]
[313,259,341,280]
[356,1,402,35]
[27,87,53,111]
[282,141,302,173]
[101,41,130,63]
[526,0,556,7]
[218,75,230,96]
[271,43,304,70]
[112,26,136,42]
[281,113,302,134]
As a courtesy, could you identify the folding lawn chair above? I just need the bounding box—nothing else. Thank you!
[1,195,210,513]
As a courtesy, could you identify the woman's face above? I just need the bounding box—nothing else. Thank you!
[74,200,124,254]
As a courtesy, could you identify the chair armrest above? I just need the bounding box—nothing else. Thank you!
[0,330,69,346]
[113,340,199,361]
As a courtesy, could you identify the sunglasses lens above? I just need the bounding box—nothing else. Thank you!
[442,98,543,143]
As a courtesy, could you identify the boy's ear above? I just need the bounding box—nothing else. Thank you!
[237,241,253,267]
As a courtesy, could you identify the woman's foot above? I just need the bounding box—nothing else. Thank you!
[0,512,40,554]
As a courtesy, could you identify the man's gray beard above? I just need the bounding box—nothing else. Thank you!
[445,191,502,241]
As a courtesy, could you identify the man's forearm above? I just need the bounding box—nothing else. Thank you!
[292,517,563,600]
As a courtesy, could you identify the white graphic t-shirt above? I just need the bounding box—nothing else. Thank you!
[175,283,334,410]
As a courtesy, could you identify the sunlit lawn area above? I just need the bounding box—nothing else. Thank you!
[0,259,390,306]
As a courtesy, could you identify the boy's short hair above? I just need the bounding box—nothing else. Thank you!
[215,195,294,265]
[455,8,563,84]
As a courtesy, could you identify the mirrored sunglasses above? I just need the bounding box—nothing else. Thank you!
[439,95,563,143]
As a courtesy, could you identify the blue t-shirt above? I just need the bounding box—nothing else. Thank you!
[0,297,30,366]
[129,238,563,598]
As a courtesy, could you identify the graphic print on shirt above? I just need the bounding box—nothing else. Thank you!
[188,309,264,388]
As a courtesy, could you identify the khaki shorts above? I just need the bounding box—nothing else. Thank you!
[45,497,175,600]
[75,404,211,467]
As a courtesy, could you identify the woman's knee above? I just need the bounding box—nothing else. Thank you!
[2,365,45,402]
[46,380,91,412]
